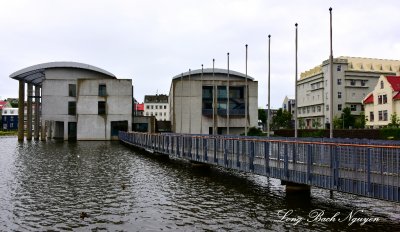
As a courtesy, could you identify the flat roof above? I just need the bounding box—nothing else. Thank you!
[10,61,116,86]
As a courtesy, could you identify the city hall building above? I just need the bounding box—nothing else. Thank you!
[10,62,132,140]
[169,68,258,135]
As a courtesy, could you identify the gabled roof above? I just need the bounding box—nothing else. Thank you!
[386,76,400,91]
[363,93,374,104]
[393,92,400,100]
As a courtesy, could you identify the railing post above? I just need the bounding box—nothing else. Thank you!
[249,141,254,172]
[307,144,312,184]
[204,138,208,162]
[367,148,372,195]
[236,140,240,168]
[284,143,289,179]
[264,141,270,175]
[214,138,218,163]
[224,139,228,167]
[196,137,199,161]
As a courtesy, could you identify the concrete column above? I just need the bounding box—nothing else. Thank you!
[41,120,46,141]
[17,80,25,141]
[34,86,40,140]
[27,83,33,140]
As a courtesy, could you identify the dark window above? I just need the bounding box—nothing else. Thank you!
[338,104,342,111]
[337,65,341,71]
[68,101,76,115]
[69,84,76,97]
[361,80,366,86]
[338,92,342,98]
[370,112,374,122]
[378,111,383,121]
[350,80,356,86]
[99,84,106,96]
[351,104,357,111]
[337,79,342,85]
[378,95,382,104]
[383,110,388,121]
[98,101,106,114]
[383,95,387,104]
[164,105,167,109]
[217,86,227,99]
[380,81,384,89]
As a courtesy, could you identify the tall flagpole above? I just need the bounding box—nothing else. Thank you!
[245,44,248,136]
[189,68,192,134]
[329,7,334,139]
[200,64,203,134]
[180,73,183,133]
[267,35,271,137]
[212,59,216,135]
[227,52,230,135]
[295,23,298,138]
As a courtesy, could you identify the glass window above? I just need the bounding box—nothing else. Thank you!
[146,105,149,109]
[326,105,329,111]
[164,105,167,109]
[378,111,383,121]
[217,86,227,99]
[351,104,357,111]
[337,79,342,85]
[383,110,388,121]
[69,84,76,97]
[361,80,366,86]
[338,104,342,111]
[68,101,76,115]
[338,92,342,98]
[155,105,158,109]
[383,95,387,104]
[99,84,106,96]
[337,65,341,71]
[370,112,374,122]
[380,81,384,89]
[202,86,213,99]
[151,105,153,109]
[378,95,382,104]
[350,80,356,86]
[98,101,106,114]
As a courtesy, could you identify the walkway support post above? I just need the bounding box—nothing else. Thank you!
[34,86,40,140]
[27,83,33,140]
[18,80,25,141]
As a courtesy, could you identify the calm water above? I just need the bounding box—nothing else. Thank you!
[0,136,399,231]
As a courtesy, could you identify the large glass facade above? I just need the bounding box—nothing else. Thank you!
[202,85,245,116]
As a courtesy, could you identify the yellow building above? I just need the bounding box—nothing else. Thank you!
[363,75,400,128]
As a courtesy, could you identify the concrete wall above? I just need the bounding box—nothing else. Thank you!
[77,79,132,140]
[41,67,131,140]
[170,73,258,135]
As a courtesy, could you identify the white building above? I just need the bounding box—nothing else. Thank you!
[363,75,400,128]
[282,95,295,116]
[143,94,170,121]
[10,62,132,140]
[169,68,258,135]
[297,56,400,129]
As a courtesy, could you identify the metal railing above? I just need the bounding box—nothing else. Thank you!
[119,131,400,202]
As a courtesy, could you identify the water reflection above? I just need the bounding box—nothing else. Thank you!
[0,137,398,231]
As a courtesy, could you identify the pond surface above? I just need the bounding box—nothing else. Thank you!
[0,137,399,231]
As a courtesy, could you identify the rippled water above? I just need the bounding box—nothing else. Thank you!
[0,136,399,231]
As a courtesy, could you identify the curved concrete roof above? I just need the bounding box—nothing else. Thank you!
[10,61,116,86]
[172,68,255,81]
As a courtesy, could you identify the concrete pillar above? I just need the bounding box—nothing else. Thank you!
[27,83,33,140]
[17,80,25,141]
[34,86,40,140]
[41,120,46,141]
[282,180,311,196]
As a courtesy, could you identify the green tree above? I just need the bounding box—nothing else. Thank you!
[258,108,267,124]
[272,108,292,129]
[298,118,305,129]
[312,119,322,128]
[388,112,400,128]
[354,112,366,129]
[341,107,355,129]
[333,116,343,129]
[247,127,263,136]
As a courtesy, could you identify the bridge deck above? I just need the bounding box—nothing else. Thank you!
[119,131,400,202]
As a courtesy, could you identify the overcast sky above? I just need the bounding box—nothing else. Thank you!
[1,0,399,108]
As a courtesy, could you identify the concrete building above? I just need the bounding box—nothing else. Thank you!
[144,94,170,121]
[2,108,18,130]
[363,75,400,128]
[297,56,400,129]
[282,95,295,116]
[10,62,132,140]
[169,68,258,135]
[134,103,144,116]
